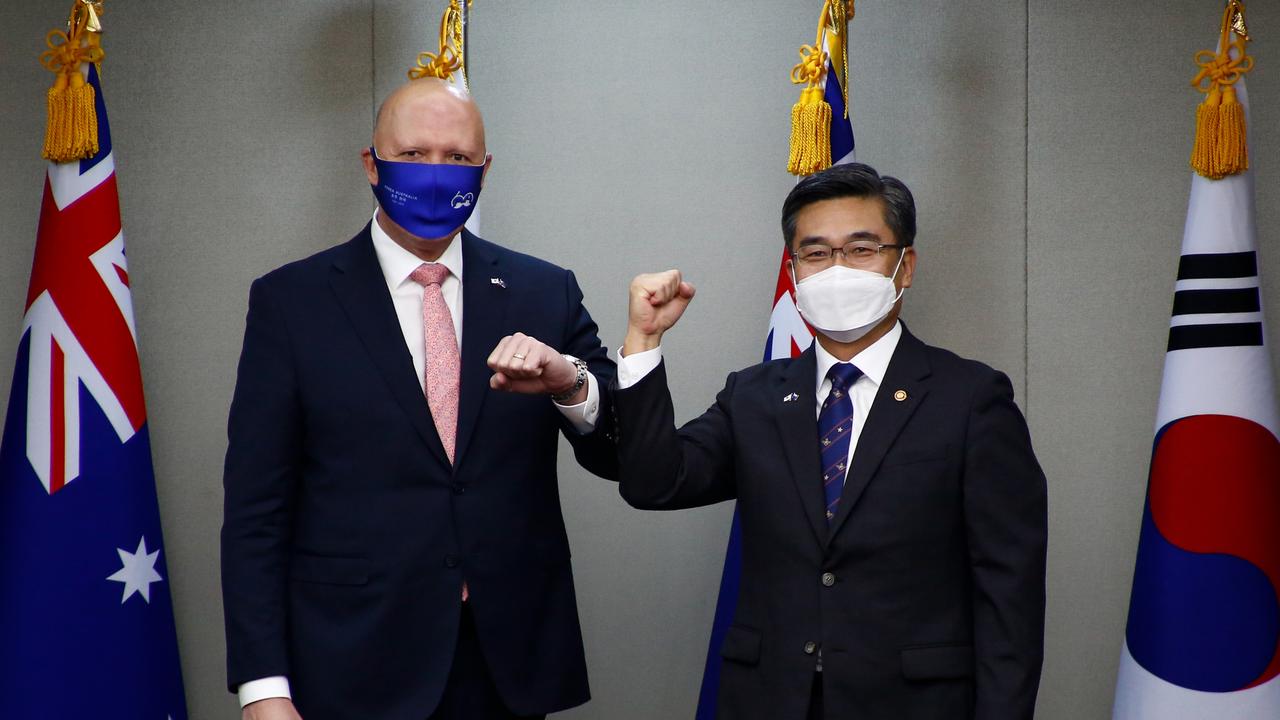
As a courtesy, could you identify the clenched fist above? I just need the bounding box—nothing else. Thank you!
[487,332,585,402]
[623,269,696,356]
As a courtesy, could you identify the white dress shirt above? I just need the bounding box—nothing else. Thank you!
[238,216,601,707]
[615,322,903,475]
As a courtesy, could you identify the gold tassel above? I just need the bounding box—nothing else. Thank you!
[1216,84,1247,176]
[1192,85,1222,179]
[1189,1,1253,179]
[43,73,70,160]
[39,2,105,163]
[789,87,832,176]
[787,0,852,177]
[67,70,99,159]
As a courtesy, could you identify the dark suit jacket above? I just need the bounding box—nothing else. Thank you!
[221,226,617,720]
[615,326,1046,720]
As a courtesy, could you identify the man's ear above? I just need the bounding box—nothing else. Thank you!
[361,147,378,186]
[480,154,493,188]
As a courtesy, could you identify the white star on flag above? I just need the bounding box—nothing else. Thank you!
[106,536,163,604]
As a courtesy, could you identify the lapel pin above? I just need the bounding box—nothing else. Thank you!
[783,392,799,403]
[490,277,506,289]
[894,389,908,402]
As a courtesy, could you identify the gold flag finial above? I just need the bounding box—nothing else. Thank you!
[82,0,104,33]
[1230,1,1250,42]
[39,0,105,162]
[1189,0,1253,179]
[409,0,472,87]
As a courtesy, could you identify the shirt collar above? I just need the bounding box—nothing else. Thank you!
[369,210,465,291]
[814,320,903,390]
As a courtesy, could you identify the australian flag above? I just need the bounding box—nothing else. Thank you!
[693,22,855,718]
[0,63,188,718]
[1112,56,1280,719]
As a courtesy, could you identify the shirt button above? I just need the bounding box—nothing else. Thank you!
[444,555,459,568]
[821,572,836,587]
[803,641,817,655]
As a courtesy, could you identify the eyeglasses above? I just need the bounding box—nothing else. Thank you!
[791,240,906,268]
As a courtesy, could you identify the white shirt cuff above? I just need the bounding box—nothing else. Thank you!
[238,676,291,708]
[554,370,600,433]
[616,346,663,389]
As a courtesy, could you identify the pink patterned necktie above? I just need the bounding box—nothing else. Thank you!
[410,263,460,465]
[410,263,467,601]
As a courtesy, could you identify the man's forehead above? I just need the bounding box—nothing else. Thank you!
[797,199,887,227]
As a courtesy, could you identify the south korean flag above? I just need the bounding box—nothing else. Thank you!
[1113,73,1280,719]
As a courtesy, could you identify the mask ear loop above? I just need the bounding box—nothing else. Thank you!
[888,247,907,303]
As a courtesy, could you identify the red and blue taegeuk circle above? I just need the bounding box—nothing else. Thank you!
[1126,414,1280,692]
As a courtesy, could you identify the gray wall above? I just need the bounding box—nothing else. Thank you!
[1,1,1276,718]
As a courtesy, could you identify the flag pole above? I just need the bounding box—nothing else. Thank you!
[458,0,470,91]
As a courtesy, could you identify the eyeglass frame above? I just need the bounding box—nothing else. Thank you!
[789,239,909,267]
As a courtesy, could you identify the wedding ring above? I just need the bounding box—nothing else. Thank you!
[512,353,527,360]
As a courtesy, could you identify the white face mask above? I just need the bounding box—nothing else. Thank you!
[792,251,906,343]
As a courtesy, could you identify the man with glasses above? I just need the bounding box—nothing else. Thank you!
[611,163,1047,720]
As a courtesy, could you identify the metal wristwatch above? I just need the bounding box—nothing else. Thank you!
[551,355,589,404]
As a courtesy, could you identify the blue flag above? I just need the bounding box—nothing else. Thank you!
[0,61,188,719]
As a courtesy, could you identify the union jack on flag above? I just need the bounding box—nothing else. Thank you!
[0,63,187,718]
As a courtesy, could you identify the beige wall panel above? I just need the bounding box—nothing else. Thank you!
[1029,2,1279,719]
[847,2,1030,397]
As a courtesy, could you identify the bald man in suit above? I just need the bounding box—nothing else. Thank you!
[222,79,617,720]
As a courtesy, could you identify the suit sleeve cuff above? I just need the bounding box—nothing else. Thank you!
[238,676,292,708]
[554,371,600,433]
[616,346,662,389]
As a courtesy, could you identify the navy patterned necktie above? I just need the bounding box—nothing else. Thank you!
[819,362,863,524]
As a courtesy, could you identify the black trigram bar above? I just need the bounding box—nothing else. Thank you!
[1176,251,1258,280]
[1167,322,1264,351]
[1171,287,1262,315]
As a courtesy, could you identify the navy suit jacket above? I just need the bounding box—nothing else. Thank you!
[615,327,1046,720]
[221,226,617,719]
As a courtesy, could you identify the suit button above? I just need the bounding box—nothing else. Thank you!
[452,483,466,495]
[803,641,817,655]
[444,555,459,568]
[821,572,836,587]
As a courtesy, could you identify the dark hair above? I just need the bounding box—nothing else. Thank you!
[781,163,916,248]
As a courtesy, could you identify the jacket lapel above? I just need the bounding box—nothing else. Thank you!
[827,327,932,540]
[327,225,450,466]
[454,231,509,466]
[773,348,829,546]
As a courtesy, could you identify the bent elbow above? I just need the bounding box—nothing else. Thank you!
[618,477,670,510]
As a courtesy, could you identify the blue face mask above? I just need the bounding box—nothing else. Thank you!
[369,148,485,239]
